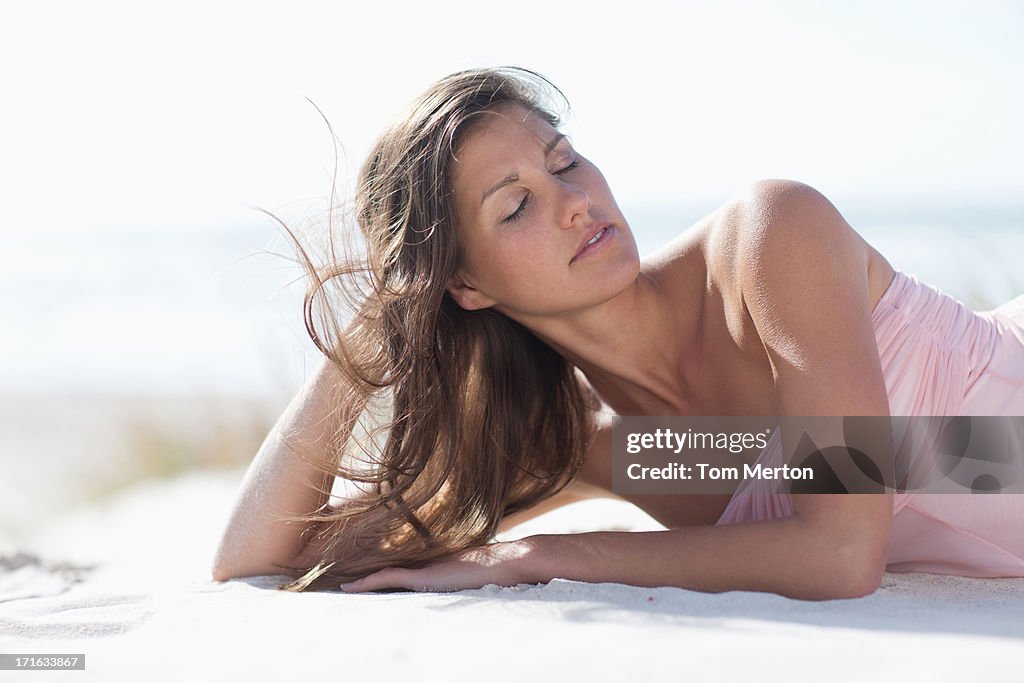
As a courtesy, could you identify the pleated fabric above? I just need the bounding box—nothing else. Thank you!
[715,269,1024,577]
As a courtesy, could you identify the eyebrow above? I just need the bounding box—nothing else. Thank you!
[480,133,567,207]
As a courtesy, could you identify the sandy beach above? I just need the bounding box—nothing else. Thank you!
[2,468,1023,681]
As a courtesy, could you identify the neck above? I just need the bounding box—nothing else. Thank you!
[500,271,704,416]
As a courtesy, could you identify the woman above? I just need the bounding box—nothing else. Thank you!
[211,66,1024,600]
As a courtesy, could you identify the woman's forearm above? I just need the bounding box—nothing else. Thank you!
[211,358,359,581]
[524,517,886,601]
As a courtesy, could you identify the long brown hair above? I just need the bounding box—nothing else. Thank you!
[270,66,595,592]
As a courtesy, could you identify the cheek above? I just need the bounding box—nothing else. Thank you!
[468,234,568,308]
[496,232,564,288]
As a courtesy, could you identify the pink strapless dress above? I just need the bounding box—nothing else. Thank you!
[715,269,1024,577]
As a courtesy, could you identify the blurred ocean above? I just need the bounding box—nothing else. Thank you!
[2,200,1023,399]
[1,200,1023,543]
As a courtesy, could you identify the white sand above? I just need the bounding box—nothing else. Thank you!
[2,469,1023,681]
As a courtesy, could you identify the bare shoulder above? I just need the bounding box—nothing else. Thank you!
[633,182,830,311]
[706,179,894,313]
[715,179,860,276]
[640,179,886,291]
[737,178,842,216]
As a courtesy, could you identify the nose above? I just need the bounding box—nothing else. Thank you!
[559,182,591,230]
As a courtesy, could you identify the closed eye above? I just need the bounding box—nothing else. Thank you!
[503,160,581,224]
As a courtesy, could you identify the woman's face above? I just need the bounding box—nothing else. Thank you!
[446,102,640,319]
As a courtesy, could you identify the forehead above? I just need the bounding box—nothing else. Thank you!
[454,103,558,172]
[465,101,554,141]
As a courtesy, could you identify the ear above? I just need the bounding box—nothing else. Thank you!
[445,273,496,311]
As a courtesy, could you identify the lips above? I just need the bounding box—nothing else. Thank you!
[571,224,612,263]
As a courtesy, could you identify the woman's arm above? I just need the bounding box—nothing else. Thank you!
[735,178,893,573]
[211,357,365,581]
[521,510,880,600]
[338,505,881,600]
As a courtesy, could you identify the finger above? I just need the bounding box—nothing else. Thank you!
[341,567,410,593]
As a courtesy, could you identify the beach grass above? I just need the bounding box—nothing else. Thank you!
[77,397,277,504]
[0,392,283,542]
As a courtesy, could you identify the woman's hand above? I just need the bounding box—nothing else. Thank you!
[339,537,546,593]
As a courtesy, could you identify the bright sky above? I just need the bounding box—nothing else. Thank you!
[2,0,1021,235]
